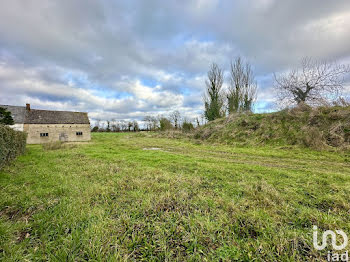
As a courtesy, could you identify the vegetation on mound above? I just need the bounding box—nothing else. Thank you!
[194,105,350,150]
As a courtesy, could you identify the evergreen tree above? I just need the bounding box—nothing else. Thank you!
[0,107,14,125]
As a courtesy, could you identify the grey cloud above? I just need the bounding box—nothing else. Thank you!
[1,0,350,122]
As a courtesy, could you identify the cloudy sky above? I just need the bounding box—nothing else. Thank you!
[1,0,350,123]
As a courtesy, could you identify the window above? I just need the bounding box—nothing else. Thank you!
[40,133,48,137]
[76,132,83,136]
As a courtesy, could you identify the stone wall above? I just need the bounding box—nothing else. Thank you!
[23,124,91,144]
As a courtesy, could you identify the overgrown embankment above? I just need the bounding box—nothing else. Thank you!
[194,105,350,150]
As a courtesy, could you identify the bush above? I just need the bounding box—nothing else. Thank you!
[159,118,173,131]
[0,124,27,169]
[91,126,99,132]
[182,121,194,132]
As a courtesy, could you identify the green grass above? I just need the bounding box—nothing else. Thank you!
[1,133,350,261]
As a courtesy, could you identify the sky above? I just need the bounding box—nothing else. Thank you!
[1,0,350,124]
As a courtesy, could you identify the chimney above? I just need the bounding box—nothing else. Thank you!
[26,103,30,111]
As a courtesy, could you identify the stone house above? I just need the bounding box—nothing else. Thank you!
[1,104,91,144]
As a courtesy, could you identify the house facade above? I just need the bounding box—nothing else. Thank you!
[1,104,91,144]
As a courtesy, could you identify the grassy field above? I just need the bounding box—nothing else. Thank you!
[1,133,350,261]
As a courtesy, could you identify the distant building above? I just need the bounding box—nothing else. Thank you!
[1,104,91,144]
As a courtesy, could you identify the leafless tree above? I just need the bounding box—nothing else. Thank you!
[120,120,127,132]
[170,110,181,129]
[227,57,257,113]
[100,121,105,131]
[132,120,139,132]
[127,121,133,132]
[143,116,152,131]
[143,116,158,131]
[106,121,111,132]
[195,117,200,127]
[150,116,158,130]
[332,97,350,107]
[114,121,121,132]
[96,119,101,128]
[110,119,120,132]
[274,57,350,106]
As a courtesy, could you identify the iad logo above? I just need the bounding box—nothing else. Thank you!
[313,225,349,262]
[313,225,348,251]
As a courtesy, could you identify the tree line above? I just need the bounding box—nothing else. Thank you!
[91,111,198,132]
[91,119,139,132]
[143,112,196,132]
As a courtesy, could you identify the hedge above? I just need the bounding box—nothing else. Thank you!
[0,124,27,169]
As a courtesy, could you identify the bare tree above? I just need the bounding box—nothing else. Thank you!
[127,121,133,132]
[110,119,120,132]
[203,63,225,121]
[333,97,350,107]
[106,121,111,132]
[242,61,258,111]
[143,116,158,131]
[170,110,181,129]
[195,117,200,127]
[132,120,139,132]
[96,119,101,128]
[227,57,257,113]
[200,115,206,126]
[120,120,127,132]
[114,121,121,132]
[91,119,101,132]
[143,116,152,131]
[100,121,106,131]
[274,57,350,106]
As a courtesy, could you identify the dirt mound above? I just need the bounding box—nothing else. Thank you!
[193,106,350,150]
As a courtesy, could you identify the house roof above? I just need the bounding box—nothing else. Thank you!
[0,105,90,124]
[1,105,26,124]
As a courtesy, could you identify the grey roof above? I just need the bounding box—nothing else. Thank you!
[0,105,90,124]
[1,105,26,124]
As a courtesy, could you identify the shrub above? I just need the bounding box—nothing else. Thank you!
[91,126,99,132]
[159,118,173,131]
[0,124,27,169]
[182,121,194,132]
